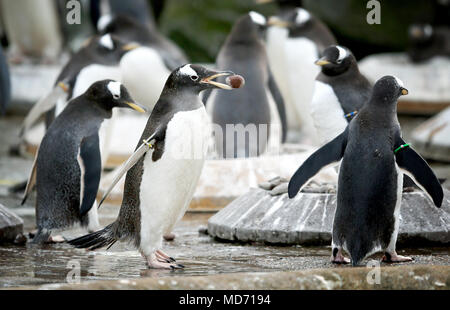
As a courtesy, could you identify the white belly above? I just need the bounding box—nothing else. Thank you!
[120,47,171,112]
[310,81,347,145]
[139,107,210,254]
[284,37,320,143]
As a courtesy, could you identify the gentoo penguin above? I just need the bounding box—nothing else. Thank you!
[207,12,287,158]
[22,80,146,243]
[98,15,188,110]
[20,34,139,135]
[266,7,336,142]
[69,64,239,269]
[311,45,372,145]
[288,76,443,266]
[407,24,450,63]
[0,46,11,115]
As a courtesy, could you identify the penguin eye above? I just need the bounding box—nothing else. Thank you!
[336,59,343,64]
[190,75,198,81]
[113,94,119,99]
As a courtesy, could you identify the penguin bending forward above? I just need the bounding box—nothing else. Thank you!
[288,76,443,266]
[311,45,372,145]
[22,80,146,243]
[69,65,240,269]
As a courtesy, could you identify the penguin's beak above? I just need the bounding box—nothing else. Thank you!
[122,42,140,51]
[125,102,147,113]
[401,88,409,96]
[267,16,291,28]
[315,57,331,66]
[201,71,234,90]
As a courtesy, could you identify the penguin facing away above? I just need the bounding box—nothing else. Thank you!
[288,76,443,266]
[311,45,372,145]
[207,12,287,158]
[266,7,336,141]
[20,34,139,136]
[22,80,146,243]
[69,64,240,269]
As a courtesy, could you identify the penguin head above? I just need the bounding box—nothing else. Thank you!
[372,76,409,103]
[85,80,147,112]
[226,12,267,45]
[315,45,356,76]
[408,24,433,44]
[165,64,235,93]
[84,34,140,59]
[267,8,311,30]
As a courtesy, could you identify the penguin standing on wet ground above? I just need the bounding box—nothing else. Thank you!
[206,11,287,158]
[266,7,336,142]
[22,80,146,243]
[288,76,443,266]
[311,45,372,145]
[69,65,243,269]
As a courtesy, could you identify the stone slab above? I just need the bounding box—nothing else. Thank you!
[411,107,450,163]
[14,265,449,290]
[359,53,450,115]
[208,188,450,245]
[0,204,23,243]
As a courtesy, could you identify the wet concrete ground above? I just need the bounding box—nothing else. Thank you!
[0,115,449,289]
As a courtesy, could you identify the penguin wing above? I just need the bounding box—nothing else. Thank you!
[21,146,39,205]
[79,134,102,216]
[267,66,287,142]
[394,136,443,208]
[20,82,69,137]
[288,128,348,198]
[98,131,159,207]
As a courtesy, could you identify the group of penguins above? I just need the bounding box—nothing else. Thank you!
[14,3,445,268]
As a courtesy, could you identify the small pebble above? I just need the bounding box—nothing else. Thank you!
[226,75,245,88]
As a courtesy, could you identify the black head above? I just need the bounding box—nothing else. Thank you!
[227,12,267,44]
[86,34,140,59]
[408,24,434,45]
[84,79,147,112]
[267,7,311,31]
[315,45,356,76]
[371,76,409,104]
[163,64,235,94]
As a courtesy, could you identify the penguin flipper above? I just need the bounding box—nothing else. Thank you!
[267,66,287,142]
[22,146,39,205]
[394,137,443,208]
[288,129,348,198]
[79,134,102,217]
[20,82,69,137]
[98,132,157,208]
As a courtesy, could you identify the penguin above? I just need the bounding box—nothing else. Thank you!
[266,7,336,142]
[20,33,139,136]
[98,15,189,110]
[0,45,11,115]
[207,12,287,158]
[407,24,450,63]
[311,45,372,145]
[288,76,443,266]
[69,64,239,269]
[22,80,146,243]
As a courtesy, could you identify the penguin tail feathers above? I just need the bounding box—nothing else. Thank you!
[31,228,51,244]
[68,223,117,251]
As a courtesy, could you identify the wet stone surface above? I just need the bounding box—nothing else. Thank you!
[0,204,23,243]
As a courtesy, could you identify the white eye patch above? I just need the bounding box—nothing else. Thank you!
[336,46,347,62]
[107,81,121,99]
[178,64,198,77]
[249,11,266,26]
[99,34,114,50]
[393,76,404,88]
[295,8,311,24]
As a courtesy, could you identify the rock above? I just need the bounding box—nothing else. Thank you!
[208,188,450,245]
[0,204,24,243]
[411,107,450,163]
[25,265,449,290]
[359,53,450,115]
